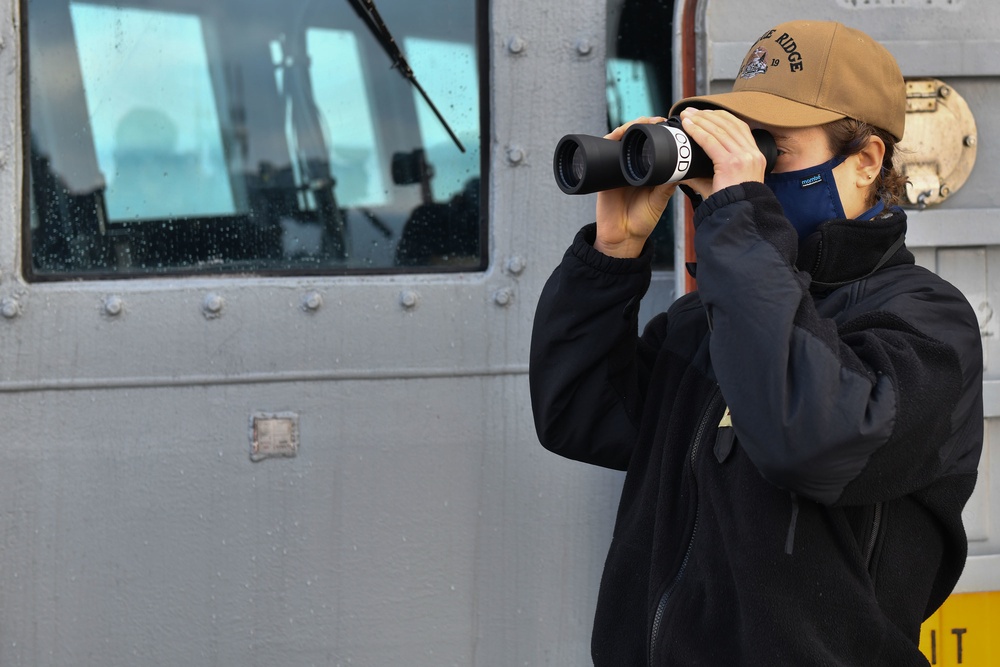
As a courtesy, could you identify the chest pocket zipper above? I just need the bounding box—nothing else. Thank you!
[712,409,802,556]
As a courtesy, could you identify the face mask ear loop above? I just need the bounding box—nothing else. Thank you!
[809,233,906,290]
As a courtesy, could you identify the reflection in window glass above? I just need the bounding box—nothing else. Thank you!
[608,0,674,270]
[25,0,484,279]
[69,3,237,221]
[403,37,480,203]
[607,58,655,130]
[306,29,387,209]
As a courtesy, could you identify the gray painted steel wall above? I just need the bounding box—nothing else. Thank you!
[0,0,629,663]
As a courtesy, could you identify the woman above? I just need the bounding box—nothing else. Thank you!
[530,20,983,665]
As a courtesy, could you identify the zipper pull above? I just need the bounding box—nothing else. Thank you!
[714,406,735,463]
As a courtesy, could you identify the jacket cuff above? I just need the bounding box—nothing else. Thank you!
[693,182,798,265]
[569,223,654,275]
[693,182,774,227]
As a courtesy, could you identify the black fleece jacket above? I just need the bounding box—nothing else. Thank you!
[529,182,983,666]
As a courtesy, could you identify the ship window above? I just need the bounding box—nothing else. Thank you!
[24,0,485,279]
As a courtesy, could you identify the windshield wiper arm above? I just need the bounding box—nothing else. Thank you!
[346,0,466,153]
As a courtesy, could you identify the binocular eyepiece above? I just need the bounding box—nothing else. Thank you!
[553,117,778,195]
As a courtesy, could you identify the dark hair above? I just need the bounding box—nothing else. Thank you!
[822,118,907,209]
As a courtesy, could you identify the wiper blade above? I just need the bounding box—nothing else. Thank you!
[347,0,466,153]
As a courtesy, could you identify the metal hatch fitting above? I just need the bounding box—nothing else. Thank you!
[897,78,978,209]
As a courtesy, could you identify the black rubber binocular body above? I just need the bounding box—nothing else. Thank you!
[553,117,777,195]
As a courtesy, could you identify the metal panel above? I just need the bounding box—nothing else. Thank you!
[0,0,624,664]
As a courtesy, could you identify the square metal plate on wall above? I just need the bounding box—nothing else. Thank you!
[249,412,299,462]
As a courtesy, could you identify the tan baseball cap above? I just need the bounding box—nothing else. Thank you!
[670,21,906,141]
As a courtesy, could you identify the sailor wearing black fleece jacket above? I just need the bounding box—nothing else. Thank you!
[529,20,983,666]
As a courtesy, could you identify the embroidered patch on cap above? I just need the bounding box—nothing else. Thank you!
[739,46,769,79]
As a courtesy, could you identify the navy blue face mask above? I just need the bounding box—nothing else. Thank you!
[764,155,848,238]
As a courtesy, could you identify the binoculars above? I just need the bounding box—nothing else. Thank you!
[553,117,778,195]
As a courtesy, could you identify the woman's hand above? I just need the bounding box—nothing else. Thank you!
[678,108,768,198]
[594,117,677,258]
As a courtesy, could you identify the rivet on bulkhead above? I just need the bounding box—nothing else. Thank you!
[0,296,20,319]
[506,256,527,276]
[400,290,419,310]
[493,288,513,307]
[203,293,224,318]
[302,291,323,312]
[507,36,526,54]
[576,39,593,56]
[104,295,124,317]
[507,146,525,165]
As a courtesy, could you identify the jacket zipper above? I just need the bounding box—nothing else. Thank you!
[648,388,724,665]
[864,502,883,573]
[689,390,724,471]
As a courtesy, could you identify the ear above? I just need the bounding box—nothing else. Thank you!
[854,135,886,187]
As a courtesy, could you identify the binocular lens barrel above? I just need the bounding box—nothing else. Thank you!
[553,134,630,195]
[553,117,778,195]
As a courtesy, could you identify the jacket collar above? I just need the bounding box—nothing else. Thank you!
[797,207,913,291]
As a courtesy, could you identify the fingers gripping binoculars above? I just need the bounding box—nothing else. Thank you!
[553,117,778,195]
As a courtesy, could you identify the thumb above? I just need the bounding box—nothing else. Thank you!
[646,182,677,219]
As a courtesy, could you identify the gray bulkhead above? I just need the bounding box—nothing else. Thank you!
[0,0,621,663]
